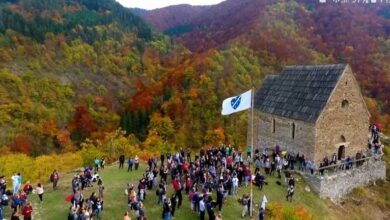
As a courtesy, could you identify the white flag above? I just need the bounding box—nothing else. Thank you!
[261,195,268,209]
[221,90,252,115]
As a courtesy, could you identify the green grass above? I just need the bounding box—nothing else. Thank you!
[3,164,333,220]
[3,154,389,220]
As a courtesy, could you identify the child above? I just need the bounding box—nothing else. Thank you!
[36,183,44,203]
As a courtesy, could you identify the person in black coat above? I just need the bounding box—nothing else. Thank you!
[259,207,265,220]
[216,184,224,211]
[206,196,215,220]
[160,154,165,166]
[170,193,177,217]
[119,155,125,169]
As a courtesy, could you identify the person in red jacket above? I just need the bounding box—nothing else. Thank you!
[22,202,33,220]
[22,182,33,195]
[182,161,189,174]
[185,176,192,194]
[172,177,182,208]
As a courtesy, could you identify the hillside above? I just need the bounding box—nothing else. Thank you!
[0,0,264,156]
[0,0,172,154]
[0,0,388,157]
[0,1,389,219]
[142,0,390,132]
[142,0,269,48]
[142,4,209,33]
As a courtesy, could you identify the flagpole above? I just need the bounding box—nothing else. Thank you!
[250,87,254,217]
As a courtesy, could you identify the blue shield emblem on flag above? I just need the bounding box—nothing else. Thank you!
[231,96,241,110]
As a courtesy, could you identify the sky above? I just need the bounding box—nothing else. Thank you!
[116,0,225,10]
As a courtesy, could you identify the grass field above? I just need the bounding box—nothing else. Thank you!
[3,150,390,220]
[26,164,330,220]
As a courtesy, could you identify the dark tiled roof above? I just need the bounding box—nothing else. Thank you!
[254,64,348,123]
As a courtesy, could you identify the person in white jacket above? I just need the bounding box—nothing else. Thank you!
[11,173,20,195]
[232,175,239,195]
[36,183,44,203]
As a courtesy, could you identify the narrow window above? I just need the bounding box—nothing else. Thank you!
[291,123,295,139]
[340,135,346,143]
[272,118,275,133]
[342,100,349,108]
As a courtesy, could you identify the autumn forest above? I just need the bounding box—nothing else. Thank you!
[0,0,389,162]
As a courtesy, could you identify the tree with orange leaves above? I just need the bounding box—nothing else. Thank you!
[70,106,97,142]
[11,134,32,155]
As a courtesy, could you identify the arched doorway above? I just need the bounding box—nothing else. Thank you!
[338,145,345,160]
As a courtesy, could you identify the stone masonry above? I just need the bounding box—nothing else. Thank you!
[251,111,316,160]
[314,66,370,162]
[250,64,371,163]
[301,158,386,199]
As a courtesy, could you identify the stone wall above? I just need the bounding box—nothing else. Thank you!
[249,66,370,163]
[250,111,316,160]
[315,66,370,162]
[301,158,386,199]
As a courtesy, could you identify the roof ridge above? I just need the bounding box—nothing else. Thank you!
[284,63,347,70]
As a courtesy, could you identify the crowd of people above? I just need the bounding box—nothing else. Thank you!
[0,170,58,220]
[67,159,105,220]
[0,123,385,220]
[121,145,302,220]
[316,124,385,175]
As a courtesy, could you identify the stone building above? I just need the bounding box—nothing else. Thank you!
[250,64,370,163]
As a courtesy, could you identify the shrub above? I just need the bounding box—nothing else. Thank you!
[0,154,34,183]
[0,152,83,184]
[294,207,312,220]
[266,202,283,220]
[266,202,312,220]
[33,153,83,183]
[33,155,58,183]
[283,206,300,220]
[80,141,106,166]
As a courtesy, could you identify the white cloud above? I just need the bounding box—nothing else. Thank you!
[116,0,225,10]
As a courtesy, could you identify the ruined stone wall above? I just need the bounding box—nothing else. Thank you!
[315,67,370,162]
[301,158,386,199]
[250,111,316,160]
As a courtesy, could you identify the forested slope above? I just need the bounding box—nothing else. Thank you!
[0,0,389,157]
